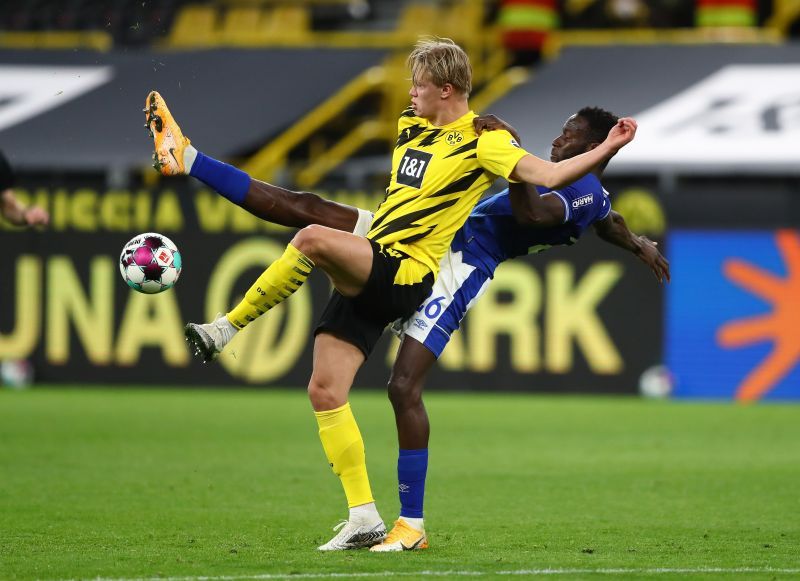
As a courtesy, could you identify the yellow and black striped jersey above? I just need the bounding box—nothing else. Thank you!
[367,107,530,284]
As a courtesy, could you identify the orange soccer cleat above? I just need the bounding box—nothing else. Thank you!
[369,519,428,552]
[144,90,191,176]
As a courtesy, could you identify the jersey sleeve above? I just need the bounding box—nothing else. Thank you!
[550,181,610,229]
[597,189,612,221]
[0,150,15,191]
[475,130,529,180]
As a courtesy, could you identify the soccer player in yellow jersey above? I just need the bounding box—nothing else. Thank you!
[146,38,636,550]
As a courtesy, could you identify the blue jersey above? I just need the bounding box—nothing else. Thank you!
[452,173,611,275]
[398,173,613,358]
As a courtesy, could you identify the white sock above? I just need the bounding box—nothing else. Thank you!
[399,516,424,531]
[183,144,198,174]
[216,314,238,343]
[349,502,381,524]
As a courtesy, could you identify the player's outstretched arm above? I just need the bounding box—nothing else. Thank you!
[593,210,670,283]
[242,179,359,232]
[474,115,563,227]
[1,189,50,227]
[511,118,637,190]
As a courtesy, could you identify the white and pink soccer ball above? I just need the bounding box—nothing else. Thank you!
[119,232,182,294]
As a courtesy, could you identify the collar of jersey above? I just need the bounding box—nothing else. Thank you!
[419,109,476,130]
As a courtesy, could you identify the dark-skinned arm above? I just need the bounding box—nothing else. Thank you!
[474,114,636,190]
[474,114,522,144]
[475,115,565,227]
[593,210,671,283]
[508,182,566,227]
[239,179,359,232]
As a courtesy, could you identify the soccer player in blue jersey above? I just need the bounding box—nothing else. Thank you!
[396,107,670,364]
[146,39,638,551]
[146,103,661,551]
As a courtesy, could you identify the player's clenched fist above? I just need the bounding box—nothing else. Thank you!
[604,117,637,152]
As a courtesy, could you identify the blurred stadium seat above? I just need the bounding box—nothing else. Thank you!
[2,4,799,579]
[0,0,798,399]
[2,1,797,47]
[218,6,262,45]
[167,3,219,46]
[767,0,800,34]
[260,5,313,44]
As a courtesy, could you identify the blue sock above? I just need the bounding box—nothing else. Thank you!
[398,448,428,519]
[189,151,250,206]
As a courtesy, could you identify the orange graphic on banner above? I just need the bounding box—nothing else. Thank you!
[717,230,800,401]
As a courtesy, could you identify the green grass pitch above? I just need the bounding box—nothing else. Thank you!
[1,388,798,580]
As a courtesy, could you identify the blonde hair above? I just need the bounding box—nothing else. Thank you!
[407,37,472,97]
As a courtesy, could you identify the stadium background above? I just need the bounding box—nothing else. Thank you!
[1,2,800,580]
[2,0,798,400]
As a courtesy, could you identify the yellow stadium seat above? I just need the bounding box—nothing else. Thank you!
[167,5,218,47]
[766,0,800,35]
[219,0,267,5]
[220,6,265,45]
[564,0,599,17]
[261,5,311,45]
[440,0,484,42]
[397,4,443,36]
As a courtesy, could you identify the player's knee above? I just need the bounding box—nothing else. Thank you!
[387,373,422,411]
[291,224,327,259]
[308,376,341,411]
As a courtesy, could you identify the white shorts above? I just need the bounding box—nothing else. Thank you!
[354,208,492,359]
[393,248,492,358]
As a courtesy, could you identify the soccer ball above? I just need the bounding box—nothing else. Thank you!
[119,232,182,294]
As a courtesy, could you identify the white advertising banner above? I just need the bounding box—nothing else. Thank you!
[612,64,800,174]
[0,65,112,132]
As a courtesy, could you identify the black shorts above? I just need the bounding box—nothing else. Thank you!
[315,239,434,358]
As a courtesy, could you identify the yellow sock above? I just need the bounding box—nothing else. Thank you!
[315,403,374,508]
[227,243,314,329]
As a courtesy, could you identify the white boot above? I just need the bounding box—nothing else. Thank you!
[318,516,387,551]
[184,313,237,362]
